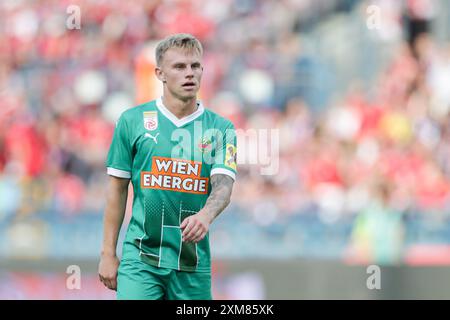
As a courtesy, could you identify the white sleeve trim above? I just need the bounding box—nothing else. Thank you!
[107,167,131,179]
[211,168,236,181]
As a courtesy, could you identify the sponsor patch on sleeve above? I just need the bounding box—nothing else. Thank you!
[225,144,237,170]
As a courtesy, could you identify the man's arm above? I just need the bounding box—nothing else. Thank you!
[202,174,234,222]
[180,174,234,243]
[98,175,130,291]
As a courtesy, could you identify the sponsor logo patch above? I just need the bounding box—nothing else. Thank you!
[143,111,158,131]
[225,144,237,170]
[141,157,208,194]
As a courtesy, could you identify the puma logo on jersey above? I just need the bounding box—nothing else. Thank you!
[145,132,159,144]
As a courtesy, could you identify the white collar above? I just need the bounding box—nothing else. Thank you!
[156,97,204,127]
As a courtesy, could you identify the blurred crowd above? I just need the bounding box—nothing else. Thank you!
[0,0,449,262]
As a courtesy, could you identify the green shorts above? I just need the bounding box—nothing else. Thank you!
[116,259,212,300]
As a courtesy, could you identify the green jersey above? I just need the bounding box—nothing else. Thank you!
[106,98,237,272]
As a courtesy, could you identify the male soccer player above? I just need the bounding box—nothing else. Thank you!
[98,33,237,300]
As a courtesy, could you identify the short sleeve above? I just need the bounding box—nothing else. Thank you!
[211,122,237,181]
[105,114,133,179]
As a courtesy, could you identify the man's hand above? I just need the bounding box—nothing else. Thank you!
[99,175,129,291]
[98,253,120,291]
[180,210,211,243]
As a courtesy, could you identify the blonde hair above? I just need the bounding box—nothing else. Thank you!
[155,33,203,66]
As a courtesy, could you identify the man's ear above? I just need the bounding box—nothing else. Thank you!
[155,67,166,83]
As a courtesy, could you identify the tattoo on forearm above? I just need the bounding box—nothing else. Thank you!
[204,174,234,222]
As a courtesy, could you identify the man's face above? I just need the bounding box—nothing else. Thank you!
[157,47,203,101]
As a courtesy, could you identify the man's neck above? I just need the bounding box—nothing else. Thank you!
[161,95,198,119]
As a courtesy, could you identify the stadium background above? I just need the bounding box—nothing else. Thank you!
[1,0,450,299]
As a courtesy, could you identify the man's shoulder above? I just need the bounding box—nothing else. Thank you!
[120,100,157,121]
[203,107,235,130]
